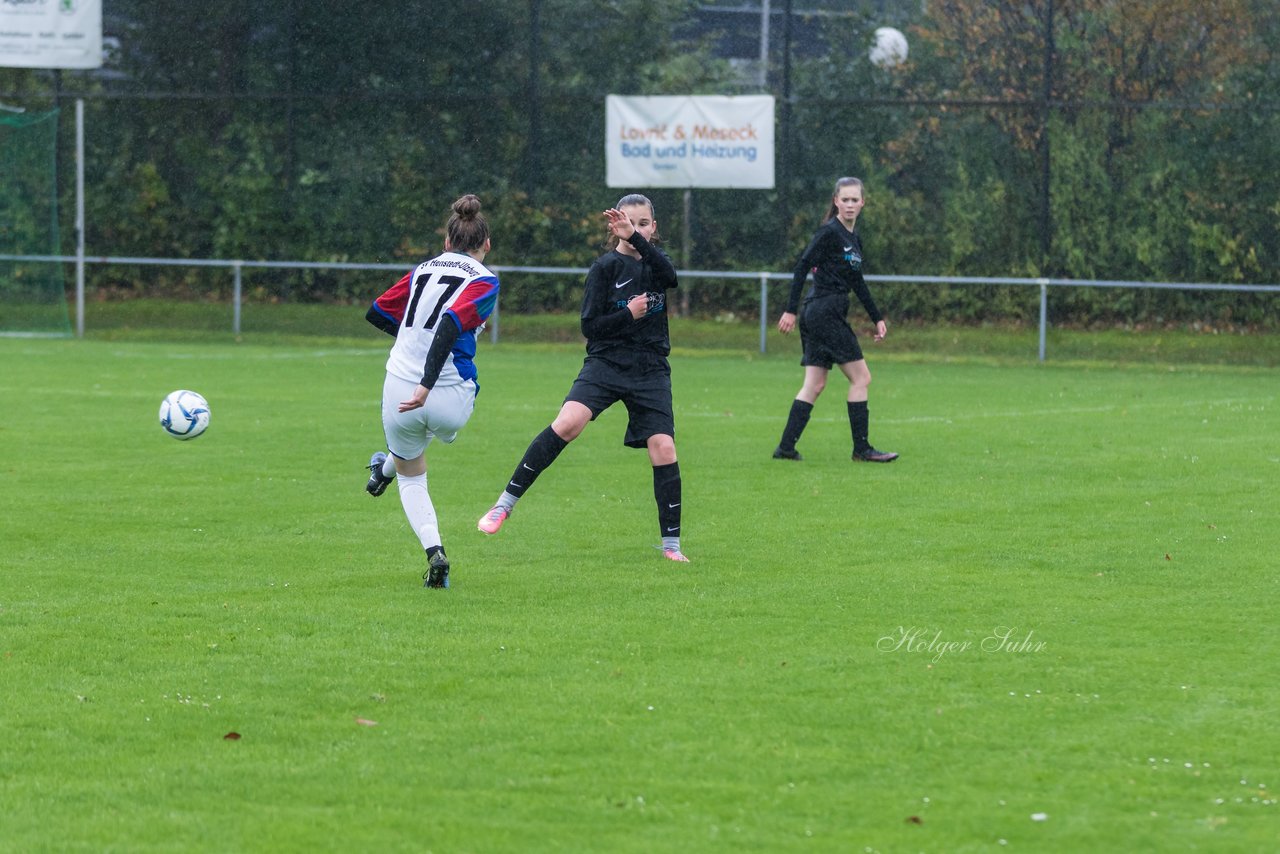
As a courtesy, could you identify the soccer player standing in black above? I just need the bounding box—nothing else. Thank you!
[773,176,898,463]
[477,194,689,562]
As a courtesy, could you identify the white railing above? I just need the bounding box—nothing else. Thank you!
[3,253,1278,360]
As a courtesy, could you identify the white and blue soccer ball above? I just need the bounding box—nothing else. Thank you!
[159,389,210,440]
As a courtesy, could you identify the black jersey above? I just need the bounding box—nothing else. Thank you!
[784,218,883,322]
[580,231,679,362]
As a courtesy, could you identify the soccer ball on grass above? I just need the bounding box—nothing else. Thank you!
[159,389,210,440]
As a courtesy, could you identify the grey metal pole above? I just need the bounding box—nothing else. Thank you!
[1038,280,1048,361]
[759,273,769,353]
[759,0,770,88]
[233,262,242,335]
[75,98,85,338]
[682,189,692,268]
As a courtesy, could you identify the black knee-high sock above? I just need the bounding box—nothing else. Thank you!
[849,401,870,452]
[778,399,813,452]
[653,462,681,538]
[505,425,568,498]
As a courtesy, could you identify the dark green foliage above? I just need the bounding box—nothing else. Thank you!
[0,109,70,333]
[0,1,1276,326]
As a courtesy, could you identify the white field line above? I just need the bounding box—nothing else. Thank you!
[675,398,1274,424]
[1,345,383,362]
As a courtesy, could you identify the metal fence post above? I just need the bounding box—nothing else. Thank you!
[233,261,243,335]
[1038,279,1048,361]
[759,273,769,353]
[75,99,85,339]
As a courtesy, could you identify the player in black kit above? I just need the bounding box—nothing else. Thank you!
[477,194,689,562]
[773,177,898,463]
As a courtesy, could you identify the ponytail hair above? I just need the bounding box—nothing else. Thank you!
[446,194,489,253]
[606,193,659,250]
[824,177,864,223]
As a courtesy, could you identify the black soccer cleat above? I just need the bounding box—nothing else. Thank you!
[772,447,803,461]
[424,551,450,589]
[366,451,395,497]
[853,446,899,463]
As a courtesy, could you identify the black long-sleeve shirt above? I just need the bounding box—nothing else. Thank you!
[580,231,679,362]
[784,218,883,322]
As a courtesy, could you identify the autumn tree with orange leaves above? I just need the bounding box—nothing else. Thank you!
[919,0,1260,151]
[897,0,1271,287]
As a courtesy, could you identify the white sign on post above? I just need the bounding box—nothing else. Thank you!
[0,0,102,69]
[606,95,775,189]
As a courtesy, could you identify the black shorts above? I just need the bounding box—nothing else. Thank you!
[565,354,675,448]
[799,296,864,368]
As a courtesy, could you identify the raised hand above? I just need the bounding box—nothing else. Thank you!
[603,208,636,241]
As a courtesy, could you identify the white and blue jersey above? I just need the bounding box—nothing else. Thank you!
[371,252,500,389]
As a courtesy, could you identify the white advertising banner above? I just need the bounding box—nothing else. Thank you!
[606,95,775,189]
[0,0,102,69]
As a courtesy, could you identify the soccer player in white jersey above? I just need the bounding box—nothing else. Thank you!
[362,194,499,588]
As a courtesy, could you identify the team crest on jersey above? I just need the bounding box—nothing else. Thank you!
[614,291,666,316]
[844,249,863,272]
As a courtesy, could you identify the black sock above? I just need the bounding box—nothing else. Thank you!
[849,401,869,452]
[778,399,813,452]
[426,545,445,560]
[653,461,681,539]
[505,425,568,498]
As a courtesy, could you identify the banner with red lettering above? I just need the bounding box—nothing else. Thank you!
[605,95,775,189]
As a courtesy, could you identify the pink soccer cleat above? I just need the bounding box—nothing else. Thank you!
[477,504,510,535]
[663,548,690,563]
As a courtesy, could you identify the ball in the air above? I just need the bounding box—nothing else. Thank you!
[159,389,210,440]
[869,26,909,68]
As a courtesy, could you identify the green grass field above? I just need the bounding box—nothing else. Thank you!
[2,328,1278,852]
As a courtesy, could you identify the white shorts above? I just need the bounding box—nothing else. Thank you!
[381,373,476,460]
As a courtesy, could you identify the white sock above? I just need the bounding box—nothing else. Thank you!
[382,454,397,479]
[396,473,440,551]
